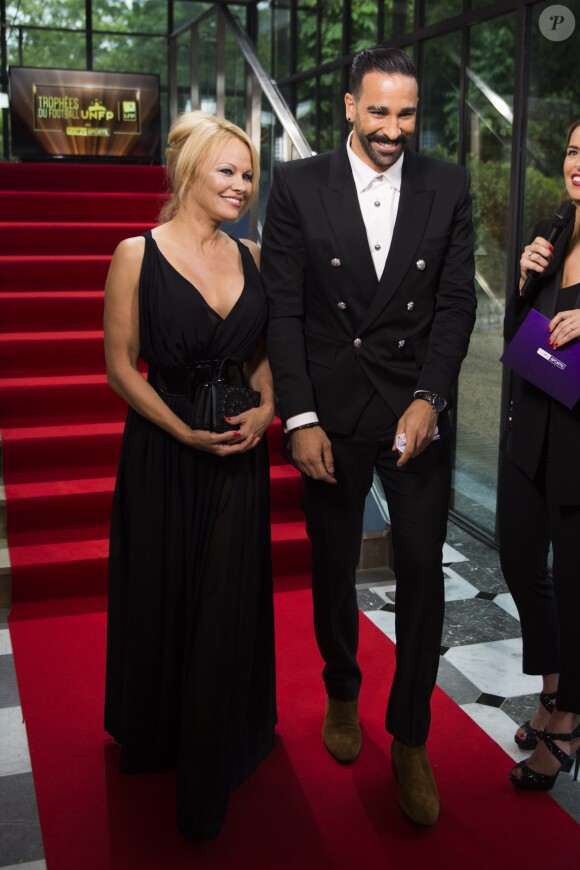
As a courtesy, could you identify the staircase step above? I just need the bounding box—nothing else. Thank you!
[0,222,155,256]
[0,162,166,193]
[9,537,110,601]
[0,374,128,426]
[5,477,116,543]
[0,291,104,331]
[269,463,303,510]
[0,255,111,292]
[8,519,309,601]
[5,452,302,543]
[1,422,124,483]
[1,191,168,223]
[0,331,106,376]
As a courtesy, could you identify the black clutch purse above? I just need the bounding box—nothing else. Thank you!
[156,358,260,433]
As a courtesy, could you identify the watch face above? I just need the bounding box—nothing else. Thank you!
[420,392,445,412]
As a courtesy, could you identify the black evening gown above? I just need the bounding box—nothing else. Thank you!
[104,232,276,839]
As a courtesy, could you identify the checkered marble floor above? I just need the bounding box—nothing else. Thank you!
[1,522,578,867]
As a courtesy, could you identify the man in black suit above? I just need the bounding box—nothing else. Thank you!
[261,46,476,826]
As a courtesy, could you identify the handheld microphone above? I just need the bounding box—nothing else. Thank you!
[520,201,576,297]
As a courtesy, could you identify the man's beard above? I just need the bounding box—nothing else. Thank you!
[355,125,409,171]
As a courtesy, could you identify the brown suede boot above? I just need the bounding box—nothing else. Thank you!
[322,698,361,763]
[391,738,440,826]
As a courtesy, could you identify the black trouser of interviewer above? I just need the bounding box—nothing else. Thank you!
[498,452,580,713]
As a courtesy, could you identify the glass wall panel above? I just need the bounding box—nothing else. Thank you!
[319,69,345,152]
[256,1,291,79]
[92,34,166,78]
[5,28,86,70]
[419,32,461,162]
[424,0,461,26]
[452,13,516,534]
[6,0,85,30]
[351,0,379,52]
[319,1,343,64]
[381,0,414,39]
[273,2,292,79]
[173,2,214,30]
[93,1,167,34]
[295,77,317,149]
[224,27,247,129]
[296,0,318,72]
[523,0,580,241]
[197,14,218,115]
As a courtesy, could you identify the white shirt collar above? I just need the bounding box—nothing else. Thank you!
[346,132,404,193]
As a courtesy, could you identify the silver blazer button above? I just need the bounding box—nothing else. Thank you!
[353,338,362,348]
[398,339,406,348]
[337,301,347,310]
[416,259,426,271]
[407,301,415,311]
[331,258,341,267]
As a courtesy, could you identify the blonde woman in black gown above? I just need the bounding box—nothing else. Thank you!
[103,111,276,839]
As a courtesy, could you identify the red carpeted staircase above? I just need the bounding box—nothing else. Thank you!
[0,161,310,604]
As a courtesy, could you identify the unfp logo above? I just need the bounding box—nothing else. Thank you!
[81,99,114,121]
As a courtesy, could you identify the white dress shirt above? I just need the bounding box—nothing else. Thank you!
[285,137,404,432]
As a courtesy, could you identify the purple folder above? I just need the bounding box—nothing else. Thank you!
[500,308,580,409]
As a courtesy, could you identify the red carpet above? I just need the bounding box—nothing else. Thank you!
[3,163,580,868]
[8,589,580,870]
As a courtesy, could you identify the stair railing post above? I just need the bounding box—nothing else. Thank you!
[168,31,177,127]
[246,67,261,240]
[190,23,200,111]
[216,9,226,119]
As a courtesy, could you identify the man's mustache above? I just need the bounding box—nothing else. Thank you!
[367,133,406,146]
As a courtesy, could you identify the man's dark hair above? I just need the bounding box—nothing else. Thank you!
[350,46,417,99]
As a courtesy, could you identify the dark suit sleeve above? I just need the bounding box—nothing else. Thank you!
[261,163,317,421]
[414,169,477,401]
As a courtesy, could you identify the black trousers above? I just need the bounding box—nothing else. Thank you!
[497,452,580,713]
[302,394,452,746]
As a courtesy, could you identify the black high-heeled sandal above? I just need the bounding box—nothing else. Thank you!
[509,722,580,791]
[514,692,557,750]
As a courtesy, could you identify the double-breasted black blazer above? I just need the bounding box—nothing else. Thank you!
[502,217,580,504]
[261,144,477,435]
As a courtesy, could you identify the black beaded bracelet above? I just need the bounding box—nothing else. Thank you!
[291,422,320,431]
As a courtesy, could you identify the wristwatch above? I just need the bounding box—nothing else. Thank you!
[413,390,447,413]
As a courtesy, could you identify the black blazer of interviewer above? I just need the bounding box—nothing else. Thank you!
[261,145,477,435]
[502,216,580,504]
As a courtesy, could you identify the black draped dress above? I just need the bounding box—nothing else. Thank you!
[104,232,276,839]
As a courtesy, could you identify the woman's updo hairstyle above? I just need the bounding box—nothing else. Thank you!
[160,110,260,222]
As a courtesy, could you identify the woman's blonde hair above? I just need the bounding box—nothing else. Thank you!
[160,111,260,222]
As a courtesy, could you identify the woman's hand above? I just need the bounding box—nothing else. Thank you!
[185,402,275,456]
[548,309,580,350]
[519,236,553,293]
[223,402,275,447]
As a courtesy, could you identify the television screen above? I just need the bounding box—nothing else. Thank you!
[9,66,161,162]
